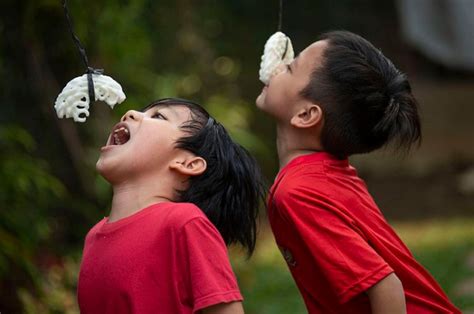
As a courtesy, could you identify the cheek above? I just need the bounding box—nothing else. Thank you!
[264,84,292,117]
[265,85,281,104]
[95,134,177,183]
[132,134,176,165]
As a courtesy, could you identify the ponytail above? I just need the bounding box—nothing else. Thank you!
[372,91,421,151]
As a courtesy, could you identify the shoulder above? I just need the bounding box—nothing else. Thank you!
[151,202,209,230]
[272,163,350,219]
[83,218,106,243]
[86,218,106,236]
[167,205,226,248]
[275,163,329,201]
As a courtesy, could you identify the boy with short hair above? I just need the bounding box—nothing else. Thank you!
[256,31,460,313]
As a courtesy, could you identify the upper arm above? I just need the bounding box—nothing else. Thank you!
[176,217,243,312]
[201,301,244,314]
[367,273,406,314]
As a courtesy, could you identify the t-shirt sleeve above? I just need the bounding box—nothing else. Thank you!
[279,184,394,303]
[177,217,243,313]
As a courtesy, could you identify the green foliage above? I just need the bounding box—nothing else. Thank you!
[236,262,306,314]
[0,125,66,281]
[395,219,474,310]
[206,95,269,155]
[18,257,80,314]
[0,0,472,312]
[415,243,474,309]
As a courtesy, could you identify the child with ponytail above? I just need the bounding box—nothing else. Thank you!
[256,31,460,313]
[78,98,264,314]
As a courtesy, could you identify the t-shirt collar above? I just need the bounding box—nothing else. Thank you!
[285,151,345,169]
[274,151,348,185]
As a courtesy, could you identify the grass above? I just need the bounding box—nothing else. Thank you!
[232,218,474,314]
[395,218,474,311]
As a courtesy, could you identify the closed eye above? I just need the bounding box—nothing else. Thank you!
[152,112,167,120]
[286,64,292,73]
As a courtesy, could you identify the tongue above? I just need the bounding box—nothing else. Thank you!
[114,130,130,145]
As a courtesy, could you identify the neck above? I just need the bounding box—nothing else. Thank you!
[276,123,322,169]
[108,174,175,222]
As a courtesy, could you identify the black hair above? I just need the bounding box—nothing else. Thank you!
[142,98,266,256]
[300,30,421,158]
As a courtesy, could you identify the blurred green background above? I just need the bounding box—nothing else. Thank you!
[1,0,474,313]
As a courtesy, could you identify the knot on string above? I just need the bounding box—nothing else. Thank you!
[86,67,104,103]
[63,0,104,103]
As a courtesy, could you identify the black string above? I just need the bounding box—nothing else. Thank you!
[62,0,88,69]
[62,0,103,102]
[279,0,289,59]
[282,37,289,59]
[278,0,283,31]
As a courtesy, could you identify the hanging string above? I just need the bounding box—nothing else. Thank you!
[278,0,289,58]
[277,0,283,31]
[61,0,103,102]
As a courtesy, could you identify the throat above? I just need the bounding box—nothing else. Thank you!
[276,126,323,169]
[108,184,174,223]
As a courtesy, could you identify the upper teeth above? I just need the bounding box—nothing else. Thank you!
[114,127,129,134]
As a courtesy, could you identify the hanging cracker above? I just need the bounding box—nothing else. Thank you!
[55,72,126,123]
[55,0,126,123]
[259,31,294,85]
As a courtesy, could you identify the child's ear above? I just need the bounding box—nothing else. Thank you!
[290,103,323,129]
[169,156,207,177]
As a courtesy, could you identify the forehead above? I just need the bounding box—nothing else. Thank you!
[297,40,328,69]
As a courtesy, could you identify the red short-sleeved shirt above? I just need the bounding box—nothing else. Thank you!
[268,152,460,314]
[78,202,242,314]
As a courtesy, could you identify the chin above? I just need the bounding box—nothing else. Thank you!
[96,157,121,184]
[96,159,111,182]
[256,95,280,119]
[255,92,268,111]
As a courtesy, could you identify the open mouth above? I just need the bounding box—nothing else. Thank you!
[109,122,131,146]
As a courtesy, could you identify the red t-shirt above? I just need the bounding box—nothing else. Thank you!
[78,202,242,314]
[268,152,460,314]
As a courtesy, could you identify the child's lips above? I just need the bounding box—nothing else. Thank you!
[101,137,120,151]
[101,138,129,152]
[100,144,115,152]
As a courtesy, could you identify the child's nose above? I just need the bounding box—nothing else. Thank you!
[121,110,142,122]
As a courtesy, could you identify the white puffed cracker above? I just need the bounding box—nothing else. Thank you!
[259,31,294,85]
[55,74,126,122]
